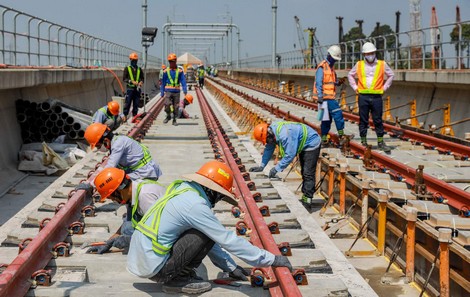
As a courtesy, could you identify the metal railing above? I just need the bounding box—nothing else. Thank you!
[232,20,470,71]
[0,5,160,68]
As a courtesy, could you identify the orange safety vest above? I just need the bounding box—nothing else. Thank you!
[313,60,337,100]
[357,60,385,95]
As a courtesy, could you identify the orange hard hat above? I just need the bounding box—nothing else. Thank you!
[253,123,269,144]
[185,94,193,104]
[84,123,108,149]
[167,53,177,61]
[107,101,120,116]
[182,160,237,205]
[162,64,167,69]
[94,168,125,202]
[129,52,138,60]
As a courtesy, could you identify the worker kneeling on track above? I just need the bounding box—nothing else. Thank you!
[87,167,166,254]
[178,94,194,119]
[251,121,321,207]
[92,101,126,131]
[127,160,293,294]
[84,123,162,181]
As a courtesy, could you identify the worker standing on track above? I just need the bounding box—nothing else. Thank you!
[313,45,346,146]
[348,42,394,152]
[87,167,166,254]
[123,52,144,121]
[197,64,205,89]
[127,160,293,294]
[84,123,162,181]
[158,64,166,89]
[250,121,321,207]
[178,94,193,119]
[92,101,126,131]
[161,53,188,126]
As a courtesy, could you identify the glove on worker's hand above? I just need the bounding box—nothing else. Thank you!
[268,167,278,179]
[75,182,93,195]
[271,255,293,272]
[86,237,116,254]
[229,265,250,281]
[317,97,324,105]
[113,235,131,251]
[249,166,264,172]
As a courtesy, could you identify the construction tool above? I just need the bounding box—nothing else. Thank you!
[213,278,242,287]
[80,241,106,249]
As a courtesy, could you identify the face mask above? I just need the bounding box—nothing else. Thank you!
[131,60,138,67]
[326,55,336,65]
[365,54,376,63]
[266,130,276,145]
[202,186,223,208]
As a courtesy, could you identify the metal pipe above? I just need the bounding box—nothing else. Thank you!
[339,163,347,215]
[438,228,452,297]
[377,192,388,255]
[16,113,27,123]
[405,207,418,283]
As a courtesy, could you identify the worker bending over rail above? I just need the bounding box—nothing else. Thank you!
[127,161,292,294]
[178,94,194,119]
[313,45,347,145]
[88,167,253,284]
[161,53,188,126]
[251,121,321,207]
[348,42,394,152]
[92,101,126,131]
[84,123,162,180]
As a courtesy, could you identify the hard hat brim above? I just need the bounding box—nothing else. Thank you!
[182,173,238,206]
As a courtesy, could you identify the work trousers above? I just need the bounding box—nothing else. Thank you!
[198,77,205,88]
[150,229,214,283]
[164,92,181,119]
[124,88,141,117]
[358,94,384,138]
[299,147,321,198]
[320,99,345,136]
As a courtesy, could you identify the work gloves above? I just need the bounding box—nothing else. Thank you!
[317,97,324,105]
[86,235,131,254]
[75,182,93,196]
[271,255,293,272]
[229,265,250,281]
[268,167,278,179]
[249,166,264,172]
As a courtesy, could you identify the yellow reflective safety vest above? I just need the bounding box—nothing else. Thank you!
[99,107,113,120]
[274,121,308,158]
[135,180,200,255]
[131,179,164,227]
[127,66,141,88]
[357,60,385,95]
[116,136,152,172]
[165,68,181,91]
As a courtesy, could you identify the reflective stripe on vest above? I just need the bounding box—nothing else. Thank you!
[313,60,337,100]
[132,179,163,227]
[274,122,308,158]
[357,60,385,95]
[135,180,200,255]
[99,107,113,120]
[116,136,153,172]
[166,68,180,89]
[127,66,141,88]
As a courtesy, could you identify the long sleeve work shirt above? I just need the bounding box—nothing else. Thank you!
[347,59,394,92]
[160,68,187,97]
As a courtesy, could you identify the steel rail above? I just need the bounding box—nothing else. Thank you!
[196,88,302,296]
[0,97,165,297]
[211,78,470,214]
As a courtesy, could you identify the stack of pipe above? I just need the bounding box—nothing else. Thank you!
[15,99,92,143]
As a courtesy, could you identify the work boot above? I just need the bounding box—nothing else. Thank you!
[162,275,211,294]
[378,141,392,152]
[163,115,171,124]
[360,137,368,147]
[301,195,312,208]
[172,119,178,126]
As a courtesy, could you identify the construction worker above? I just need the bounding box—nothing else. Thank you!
[84,123,162,180]
[313,45,346,145]
[127,160,292,294]
[158,64,166,88]
[123,52,144,120]
[86,167,166,254]
[92,101,126,131]
[197,64,205,89]
[251,121,321,206]
[178,94,193,119]
[89,167,253,283]
[161,53,187,126]
[348,42,394,152]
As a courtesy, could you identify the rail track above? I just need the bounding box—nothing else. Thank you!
[0,86,378,296]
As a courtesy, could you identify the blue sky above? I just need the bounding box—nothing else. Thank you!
[2,0,469,62]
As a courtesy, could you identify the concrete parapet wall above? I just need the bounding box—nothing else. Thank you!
[0,68,158,194]
[226,69,470,138]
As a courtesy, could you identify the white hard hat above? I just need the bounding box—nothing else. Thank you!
[327,45,342,61]
[362,42,377,54]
